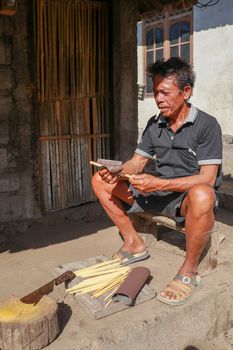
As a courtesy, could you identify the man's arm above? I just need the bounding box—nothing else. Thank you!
[120,153,150,177]
[129,164,219,193]
[98,153,150,184]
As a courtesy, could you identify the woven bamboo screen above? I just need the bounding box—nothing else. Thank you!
[35,0,110,210]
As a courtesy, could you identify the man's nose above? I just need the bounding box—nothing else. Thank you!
[155,92,164,103]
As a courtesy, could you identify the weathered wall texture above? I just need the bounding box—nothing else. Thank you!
[0,1,39,224]
[112,0,138,161]
[192,0,233,136]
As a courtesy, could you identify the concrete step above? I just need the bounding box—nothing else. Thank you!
[218,179,233,211]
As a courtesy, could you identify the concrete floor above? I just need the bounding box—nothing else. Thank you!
[0,203,233,350]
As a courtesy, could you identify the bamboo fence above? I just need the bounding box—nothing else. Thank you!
[35,0,110,210]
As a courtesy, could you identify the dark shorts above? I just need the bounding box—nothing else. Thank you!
[124,185,218,225]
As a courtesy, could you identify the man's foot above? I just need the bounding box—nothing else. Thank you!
[112,247,150,265]
[157,274,202,306]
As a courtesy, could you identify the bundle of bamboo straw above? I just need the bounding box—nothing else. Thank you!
[66,259,131,307]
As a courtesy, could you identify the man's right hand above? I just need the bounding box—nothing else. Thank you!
[99,167,119,184]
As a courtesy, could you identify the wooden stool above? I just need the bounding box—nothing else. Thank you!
[130,213,225,277]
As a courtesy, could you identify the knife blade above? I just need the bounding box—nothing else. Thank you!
[20,270,76,304]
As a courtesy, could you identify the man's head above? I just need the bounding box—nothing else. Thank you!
[147,57,196,118]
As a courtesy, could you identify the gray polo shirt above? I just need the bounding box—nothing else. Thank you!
[136,105,222,189]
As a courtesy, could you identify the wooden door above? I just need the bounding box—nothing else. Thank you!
[34,0,110,211]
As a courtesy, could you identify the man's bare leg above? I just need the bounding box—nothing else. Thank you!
[160,184,216,301]
[92,172,146,254]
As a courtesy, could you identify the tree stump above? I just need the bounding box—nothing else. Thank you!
[0,295,60,350]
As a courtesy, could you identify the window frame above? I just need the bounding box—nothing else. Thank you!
[143,10,193,97]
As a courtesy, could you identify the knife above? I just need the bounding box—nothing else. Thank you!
[20,270,76,304]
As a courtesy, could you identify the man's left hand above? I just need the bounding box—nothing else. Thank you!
[129,174,159,193]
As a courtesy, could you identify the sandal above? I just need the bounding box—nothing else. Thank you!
[157,274,202,306]
[112,248,150,265]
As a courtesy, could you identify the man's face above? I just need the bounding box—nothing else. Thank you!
[153,75,191,118]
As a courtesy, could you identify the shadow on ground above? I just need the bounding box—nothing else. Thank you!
[1,191,233,256]
[58,302,72,333]
[0,202,113,254]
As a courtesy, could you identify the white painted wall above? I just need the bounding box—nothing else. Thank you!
[137,21,159,139]
[192,0,233,136]
[137,0,233,138]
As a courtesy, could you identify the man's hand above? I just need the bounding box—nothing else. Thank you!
[129,174,159,193]
[128,164,219,194]
[99,167,119,184]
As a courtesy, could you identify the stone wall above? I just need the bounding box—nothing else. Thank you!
[0,0,40,225]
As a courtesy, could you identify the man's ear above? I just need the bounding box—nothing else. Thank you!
[183,85,192,100]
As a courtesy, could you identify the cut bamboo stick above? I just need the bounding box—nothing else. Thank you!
[105,298,112,308]
[73,258,121,273]
[66,259,131,300]
[89,161,132,179]
[104,287,118,301]
[92,274,127,298]
[76,267,130,279]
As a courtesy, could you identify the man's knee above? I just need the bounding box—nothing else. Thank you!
[91,172,103,193]
[186,184,216,212]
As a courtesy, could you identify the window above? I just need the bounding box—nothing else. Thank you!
[144,10,193,94]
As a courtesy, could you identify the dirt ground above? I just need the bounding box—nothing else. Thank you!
[1,202,233,350]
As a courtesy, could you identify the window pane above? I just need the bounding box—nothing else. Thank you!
[147,51,154,66]
[155,27,163,48]
[146,29,154,49]
[146,75,153,93]
[181,44,190,63]
[170,22,179,45]
[181,21,190,43]
[156,49,163,61]
[170,46,179,58]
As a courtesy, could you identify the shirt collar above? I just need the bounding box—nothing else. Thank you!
[157,104,198,125]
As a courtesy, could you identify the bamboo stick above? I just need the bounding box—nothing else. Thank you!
[81,2,86,95]
[101,3,105,96]
[66,259,131,300]
[104,286,120,301]
[98,2,101,94]
[74,1,78,98]
[68,272,127,296]
[43,0,49,100]
[77,268,128,279]
[105,298,112,308]
[92,274,127,298]
[73,259,121,276]
[55,100,65,208]
[39,0,45,102]
[47,0,52,101]
[77,2,82,96]
[93,1,96,95]
[36,0,40,101]
[87,1,91,95]
[52,1,58,99]
[76,99,83,199]
[67,271,125,291]
[74,100,81,199]
[70,1,75,98]
[89,161,132,179]
[76,266,130,278]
